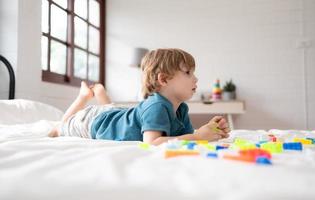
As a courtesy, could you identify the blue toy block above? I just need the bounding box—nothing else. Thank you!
[256,156,272,165]
[216,145,228,150]
[207,152,218,158]
[187,142,197,150]
[283,142,303,151]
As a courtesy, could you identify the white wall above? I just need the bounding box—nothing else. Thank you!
[106,0,315,130]
[305,0,315,130]
[0,0,80,109]
[16,0,82,109]
[0,0,18,99]
[0,0,314,130]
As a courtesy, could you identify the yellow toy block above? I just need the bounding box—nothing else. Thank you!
[138,142,150,150]
[196,140,209,144]
[293,138,312,145]
[201,144,216,151]
[234,138,251,145]
[233,138,256,150]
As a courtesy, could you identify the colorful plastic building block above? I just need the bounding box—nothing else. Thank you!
[201,144,216,151]
[259,140,268,144]
[293,138,312,145]
[260,142,283,153]
[232,143,257,150]
[165,150,199,158]
[223,149,272,164]
[234,138,250,145]
[138,142,150,150]
[306,138,315,144]
[211,125,221,133]
[221,143,230,148]
[181,140,189,145]
[268,134,277,142]
[196,140,209,145]
[216,145,229,150]
[240,149,271,159]
[255,156,272,165]
[283,142,303,151]
[232,138,257,150]
[206,152,218,158]
[187,142,197,150]
[223,154,255,163]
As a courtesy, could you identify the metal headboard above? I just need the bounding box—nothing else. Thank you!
[0,55,15,99]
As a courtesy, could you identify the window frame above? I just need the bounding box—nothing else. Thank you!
[42,0,105,86]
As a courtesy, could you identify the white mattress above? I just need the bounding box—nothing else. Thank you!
[0,120,315,200]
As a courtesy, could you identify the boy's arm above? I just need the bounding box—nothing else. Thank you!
[143,116,230,146]
[143,131,200,146]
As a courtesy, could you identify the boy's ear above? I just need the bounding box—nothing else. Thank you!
[157,73,168,86]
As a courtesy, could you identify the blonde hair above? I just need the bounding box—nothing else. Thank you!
[140,48,195,99]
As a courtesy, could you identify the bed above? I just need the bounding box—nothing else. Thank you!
[0,99,315,200]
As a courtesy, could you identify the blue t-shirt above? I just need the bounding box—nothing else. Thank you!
[90,93,194,141]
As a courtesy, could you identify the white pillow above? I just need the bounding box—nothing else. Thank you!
[0,99,64,125]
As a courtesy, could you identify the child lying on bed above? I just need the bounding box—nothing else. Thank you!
[49,48,230,145]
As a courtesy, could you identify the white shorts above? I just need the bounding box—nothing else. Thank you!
[60,104,117,138]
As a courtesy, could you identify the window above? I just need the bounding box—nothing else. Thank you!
[41,0,105,86]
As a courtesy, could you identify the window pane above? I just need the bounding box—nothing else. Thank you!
[41,0,49,33]
[89,0,99,27]
[89,26,99,54]
[74,17,87,48]
[50,40,66,75]
[41,36,48,70]
[52,0,67,9]
[75,0,87,19]
[88,54,99,81]
[74,48,87,79]
[51,4,67,41]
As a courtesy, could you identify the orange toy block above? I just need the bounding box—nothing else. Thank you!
[239,149,272,159]
[223,149,272,163]
[223,154,256,163]
[165,150,200,158]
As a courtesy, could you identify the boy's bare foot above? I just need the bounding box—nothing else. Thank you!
[61,81,94,123]
[48,127,59,137]
[92,83,111,104]
[79,81,94,101]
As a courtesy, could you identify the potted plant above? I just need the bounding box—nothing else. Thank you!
[222,79,236,100]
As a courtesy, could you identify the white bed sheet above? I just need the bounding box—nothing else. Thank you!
[0,121,315,200]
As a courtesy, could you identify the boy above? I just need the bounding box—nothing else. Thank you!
[50,48,230,145]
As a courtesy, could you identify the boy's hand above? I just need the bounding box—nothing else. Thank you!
[211,116,230,135]
[195,116,230,141]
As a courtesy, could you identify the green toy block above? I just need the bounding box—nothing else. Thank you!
[260,142,283,153]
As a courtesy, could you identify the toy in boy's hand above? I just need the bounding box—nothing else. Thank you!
[195,116,230,141]
[211,124,221,133]
[212,116,230,135]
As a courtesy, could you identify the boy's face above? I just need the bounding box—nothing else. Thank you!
[164,64,198,102]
